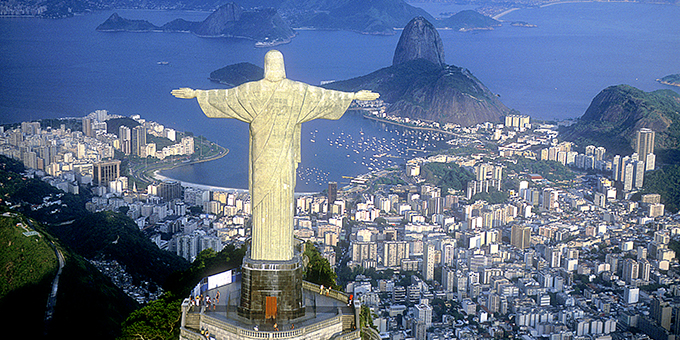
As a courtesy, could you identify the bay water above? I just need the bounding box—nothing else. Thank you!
[1,2,678,191]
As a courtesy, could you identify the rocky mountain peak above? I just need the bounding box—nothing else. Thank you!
[392,16,445,68]
[195,2,243,36]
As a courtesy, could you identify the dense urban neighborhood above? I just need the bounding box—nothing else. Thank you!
[2,109,679,340]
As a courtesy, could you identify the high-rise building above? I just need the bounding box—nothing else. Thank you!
[384,241,409,268]
[351,241,377,265]
[633,160,645,189]
[442,266,455,292]
[622,258,639,284]
[547,247,561,268]
[636,128,655,161]
[511,225,531,250]
[645,152,656,171]
[651,296,672,331]
[21,121,40,135]
[623,286,639,304]
[119,125,131,155]
[423,243,435,281]
[542,188,557,210]
[649,203,665,218]
[612,155,621,181]
[82,117,94,137]
[585,145,596,155]
[131,125,146,156]
[415,299,433,328]
[622,161,634,191]
[93,160,121,187]
[639,259,651,283]
[158,180,182,201]
[505,114,530,128]
[619,155,630,184]
[328,181,337,205]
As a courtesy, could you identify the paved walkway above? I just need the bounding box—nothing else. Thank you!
[190,282,354,332]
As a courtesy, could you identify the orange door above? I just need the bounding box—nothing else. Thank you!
[265,296,277,319]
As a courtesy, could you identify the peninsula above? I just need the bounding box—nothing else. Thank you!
[658,74,680,87]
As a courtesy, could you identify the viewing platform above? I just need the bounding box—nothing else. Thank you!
[180,281,362,340]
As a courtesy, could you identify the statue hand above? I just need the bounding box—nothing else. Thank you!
[171,88,196,99]
[354,90,380,101]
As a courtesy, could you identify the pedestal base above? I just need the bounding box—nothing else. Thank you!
[238,255,305,320]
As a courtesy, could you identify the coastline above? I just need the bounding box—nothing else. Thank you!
[153,171,248,193]
[493,8,520,20]
[359,112,463,137]
[153,170,321,196]
[494,0,651,20]
[657,79,680,88]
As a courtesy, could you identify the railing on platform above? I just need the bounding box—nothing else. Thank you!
[329,329,361,340]
[361,326,381,340]
[302,281,350,304]
[198,312,346,339]
[181,281,358,339]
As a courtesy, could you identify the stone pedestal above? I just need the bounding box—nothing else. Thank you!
[238,254,305,320]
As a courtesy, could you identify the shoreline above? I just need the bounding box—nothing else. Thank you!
[494,0,654,20]
[493,8,520,20]
[657,79,680,88]
[153,171,248,193]
[359,112,463,138]
[153,171,321,196]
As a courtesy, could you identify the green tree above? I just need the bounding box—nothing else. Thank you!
[304,241,340,290]
[118,294,182,340]
[642,164,680,213]
[469,187,509,205]
[359,304,376,330]
[421,162,474,193]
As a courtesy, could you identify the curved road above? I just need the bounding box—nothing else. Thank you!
[44,241,64,336]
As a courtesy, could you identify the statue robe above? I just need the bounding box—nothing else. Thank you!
[196,79,355,261]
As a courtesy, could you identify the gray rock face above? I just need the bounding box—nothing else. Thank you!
[194,3,243,36]
[392,16,445,67]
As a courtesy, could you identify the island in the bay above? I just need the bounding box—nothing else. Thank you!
[658,73,680,87]
[96,3,295,46]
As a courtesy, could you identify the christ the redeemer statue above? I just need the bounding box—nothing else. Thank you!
[172,50,379,262]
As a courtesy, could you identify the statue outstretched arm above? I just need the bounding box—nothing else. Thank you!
[172,87,253,123]
[171,88,197,99]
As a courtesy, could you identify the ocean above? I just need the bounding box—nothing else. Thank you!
[1,2,678,191]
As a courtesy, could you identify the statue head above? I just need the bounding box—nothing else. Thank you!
[264,50,286,82]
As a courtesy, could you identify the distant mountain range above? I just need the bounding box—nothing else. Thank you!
[560,84,680,157]
[97,3,295,46]
[10,0,679,20]
[208,16,510,126]
[18,0,506,36]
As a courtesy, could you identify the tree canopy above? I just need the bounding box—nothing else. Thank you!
[304,241,340,290]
